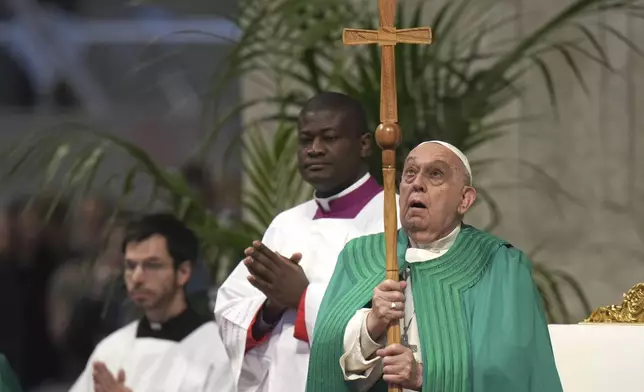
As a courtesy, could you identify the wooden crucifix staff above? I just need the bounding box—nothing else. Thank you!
[343,1,431,390]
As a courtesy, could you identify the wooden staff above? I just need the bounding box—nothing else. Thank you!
[343,1,432,391]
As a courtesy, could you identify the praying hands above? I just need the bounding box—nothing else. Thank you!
[244,241,309,311]
[92,362,132,392]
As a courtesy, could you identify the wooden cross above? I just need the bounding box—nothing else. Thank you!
[343,2,431,391]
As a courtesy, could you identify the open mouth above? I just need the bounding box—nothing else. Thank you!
[410,201,426,209]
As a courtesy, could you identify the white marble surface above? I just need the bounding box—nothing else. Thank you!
[549,324,644,391]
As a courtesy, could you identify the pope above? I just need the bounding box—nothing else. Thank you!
[307,141,563,392]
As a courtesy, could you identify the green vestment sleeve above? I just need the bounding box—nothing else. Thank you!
[306,226,562,392]
[0,354,23,392]
[463,246,563,392]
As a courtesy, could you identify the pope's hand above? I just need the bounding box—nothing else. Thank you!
[366,279,406,340]
[244,241,308,310]
[377,344,422,391]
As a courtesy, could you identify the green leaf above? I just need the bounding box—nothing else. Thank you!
[473,185,501,231]
[10,0,640,292]
[45,144,71,183]
[599,21,644,57]
[530,56,559,117]
[574,23,614,69]
[554,44,590,94]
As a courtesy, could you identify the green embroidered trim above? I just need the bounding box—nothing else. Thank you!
[409,226,505,392]
[307,226,505,392]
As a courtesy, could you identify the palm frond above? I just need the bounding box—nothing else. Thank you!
[232,0,641,321]
[241,121,313,238]
[8,0,643,305]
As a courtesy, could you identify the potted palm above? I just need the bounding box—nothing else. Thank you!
[4,0,641,322]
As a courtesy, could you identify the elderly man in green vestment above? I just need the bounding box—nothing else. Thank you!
[306,141,563,392]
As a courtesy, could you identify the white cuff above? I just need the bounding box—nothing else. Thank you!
[359,311,384,359]
[340,309,385,381]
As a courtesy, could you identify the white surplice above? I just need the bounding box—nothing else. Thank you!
[215,174,398,392]
[340,225,461,392]
[69,321,235,392]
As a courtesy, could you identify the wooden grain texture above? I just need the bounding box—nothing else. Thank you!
[383,167,398,274]
[395,27,432,44]
[341,2,432,390]
[343,29,379,45]
[379,0,396,28]
[343,27,431,46]
[381,45,397,123]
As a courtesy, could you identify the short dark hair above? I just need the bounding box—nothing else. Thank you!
[121,213,199,268]
[300,92,369,136]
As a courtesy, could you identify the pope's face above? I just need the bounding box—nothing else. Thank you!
[399,143,476,244]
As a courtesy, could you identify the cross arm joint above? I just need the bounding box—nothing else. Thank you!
[343,27,432,46]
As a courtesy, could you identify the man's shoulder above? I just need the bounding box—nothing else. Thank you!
[93,321,139,354]
[358,190,396,212]
[462,224,508,245]
[269,199,317,226]
[338,232,386,263]
[459,225,532,268]
[345,231,385,246]
[488,240,533,273]
[182,320,223,348]
[188,320,218,337]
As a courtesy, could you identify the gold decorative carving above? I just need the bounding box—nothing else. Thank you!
[584,283,644,323]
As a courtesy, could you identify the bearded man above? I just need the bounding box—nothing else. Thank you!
[71,214,234,392]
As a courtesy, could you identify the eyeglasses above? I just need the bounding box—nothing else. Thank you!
[124,260,171,274]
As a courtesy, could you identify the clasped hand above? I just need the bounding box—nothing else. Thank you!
[378,344,423,391]
[92,362,132,392]
[367,280,421,389]
[244,241,309,309]
[366,279,407,340]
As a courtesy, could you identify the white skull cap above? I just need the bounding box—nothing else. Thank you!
[416,140,472,185]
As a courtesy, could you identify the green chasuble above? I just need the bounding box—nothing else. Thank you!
[307,225,562,392]
[0,354,22,392]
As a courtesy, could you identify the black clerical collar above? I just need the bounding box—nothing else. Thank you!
[136,306,211,342]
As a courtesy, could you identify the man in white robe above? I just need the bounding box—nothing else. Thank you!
[215,92,399,392]
[71,213,235,392]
